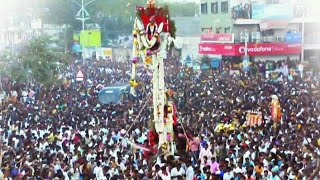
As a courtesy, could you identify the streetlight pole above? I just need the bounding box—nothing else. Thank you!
[243,29,249,74]
[73,0,95,31]
[245,29,248,57]
[73,0,95,64]
[301,6,305,62]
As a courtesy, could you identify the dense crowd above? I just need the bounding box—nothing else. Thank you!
[0,57,319,180]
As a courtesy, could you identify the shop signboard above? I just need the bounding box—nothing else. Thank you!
[201,33,234,43]
[199,43,301,56]
[286,32,302,43]
[199,44,235,56]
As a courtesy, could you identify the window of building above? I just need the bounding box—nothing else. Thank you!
[216,27,222,33]
[202,28,212,33]
[221,1,228,13]
[261,30,274,36]
[224,27,230,33]
[201,3,208,14]
[211,2,218,14]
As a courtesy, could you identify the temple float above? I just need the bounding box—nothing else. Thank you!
[129,0,177,155]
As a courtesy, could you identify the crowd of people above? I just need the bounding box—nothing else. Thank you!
[0,57,319,180]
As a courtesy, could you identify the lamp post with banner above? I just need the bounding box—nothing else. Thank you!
[243,29,250,73]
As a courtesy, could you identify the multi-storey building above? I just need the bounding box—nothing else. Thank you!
[0,9,65,51]
[199,0,320,62]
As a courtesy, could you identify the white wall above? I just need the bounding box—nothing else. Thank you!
[175,36,201,61]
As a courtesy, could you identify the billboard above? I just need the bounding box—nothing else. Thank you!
[285,32,302,43]
[201,33,234,43]
[80,30,102,48]
[252,0,294,20]
[96,47,113,60]
[199,43,301,56]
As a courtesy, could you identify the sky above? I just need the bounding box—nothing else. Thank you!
[161,0,199,3]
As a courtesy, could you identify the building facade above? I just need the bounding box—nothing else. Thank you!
[172,17,201,65]
[0,10,65,51]
[200,0,233,33]
[199,0,320,62]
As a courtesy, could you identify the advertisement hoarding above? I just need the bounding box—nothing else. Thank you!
[199,43,301,56]
[201,33,234,43]
[96,47,113,60]
[285,32,302,43]
[80,30,102,48]
[199,44,236,56]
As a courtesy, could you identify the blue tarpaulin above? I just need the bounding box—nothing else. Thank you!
[98,84,130,104]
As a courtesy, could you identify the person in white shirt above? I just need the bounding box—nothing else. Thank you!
[185,162,195,180]
[93,162,106,180]
[158,166,171,180]
[171,163,185,180]
[223,167,234,180]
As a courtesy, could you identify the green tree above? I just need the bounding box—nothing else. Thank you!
[14,35,69,86]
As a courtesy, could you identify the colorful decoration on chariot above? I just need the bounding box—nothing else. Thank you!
[166,133,172,141]
[147,0,156,8]
[166,89,174,98]
[148,129,158,149]
[132,57,139,64]
[271,95,282,123]
[130,0,176,154]
[129,79,139,88]
[144,56,152,64]
[161,143,168,150]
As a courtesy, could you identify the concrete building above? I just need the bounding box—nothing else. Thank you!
[0,10,65,51]
[199,0,320,62]
[172,16,201,65]
[200,0,233,33]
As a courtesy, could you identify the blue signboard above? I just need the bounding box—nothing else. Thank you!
[242,57,250,72]
[286,33,302,43]
[210,58,221,69]
[72,44,82,53]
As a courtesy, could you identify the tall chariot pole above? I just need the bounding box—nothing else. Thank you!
[129,0,176,154]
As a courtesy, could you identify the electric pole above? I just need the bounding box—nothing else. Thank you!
[73,0,95,31]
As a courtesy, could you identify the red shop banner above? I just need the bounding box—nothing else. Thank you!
[199,43,301,56]
[201,33,234,43]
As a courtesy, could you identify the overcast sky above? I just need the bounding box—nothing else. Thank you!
[161,0,199,3]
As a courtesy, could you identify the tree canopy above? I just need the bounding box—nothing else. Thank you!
[3,35,70,86]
